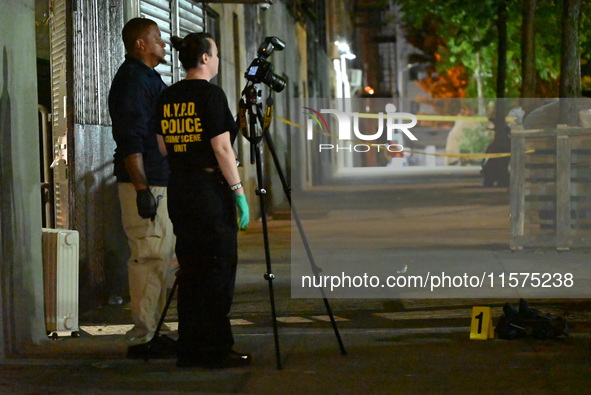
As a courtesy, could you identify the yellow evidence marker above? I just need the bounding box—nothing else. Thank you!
[470,306,494,340]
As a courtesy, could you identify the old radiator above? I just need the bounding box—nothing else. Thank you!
[41,228,79,338]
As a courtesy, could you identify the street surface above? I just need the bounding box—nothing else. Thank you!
[2,166,591,394]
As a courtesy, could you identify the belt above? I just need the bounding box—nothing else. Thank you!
[202,167,220,173]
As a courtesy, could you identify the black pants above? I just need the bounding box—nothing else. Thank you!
[168,171,238,361]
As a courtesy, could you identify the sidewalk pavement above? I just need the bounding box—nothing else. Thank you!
[2,323,591,394]
[2,166,591,394]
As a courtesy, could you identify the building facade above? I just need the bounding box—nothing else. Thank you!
[0,0,354,356]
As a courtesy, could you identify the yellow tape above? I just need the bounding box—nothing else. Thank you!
[354,113,493,122]
[273,115,529,159]
[275,116,305,129]
[350,113,517,123]
[404,149,535,159]
[274,114,500,127]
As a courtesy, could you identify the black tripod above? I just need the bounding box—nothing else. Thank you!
[238,82,347,370]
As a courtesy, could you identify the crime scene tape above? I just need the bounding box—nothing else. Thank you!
[275,116,306,128]
[274,116,532,159]
[355,113,491,122]
[403,150,535,159]
[340,113,516,123]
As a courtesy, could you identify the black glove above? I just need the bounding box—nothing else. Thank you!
[136,188,157,220]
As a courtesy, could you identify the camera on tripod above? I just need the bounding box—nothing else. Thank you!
[245,36,286,92]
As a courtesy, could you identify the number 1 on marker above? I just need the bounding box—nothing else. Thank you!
[475,311,484,333]
[470,307,494,340]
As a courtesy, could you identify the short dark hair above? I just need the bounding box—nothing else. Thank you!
[171,32,213,71]
[122,18,158,54]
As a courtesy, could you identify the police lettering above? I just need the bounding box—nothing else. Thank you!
[180,134,202,143]
[161,117,203,134]
[163,102,196,118]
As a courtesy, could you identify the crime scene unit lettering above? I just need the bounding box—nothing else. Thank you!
[161,102,203,152]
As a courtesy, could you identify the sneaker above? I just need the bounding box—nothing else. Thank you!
[126,326,153,343]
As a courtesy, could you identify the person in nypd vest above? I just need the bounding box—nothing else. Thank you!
[156,32,250,369]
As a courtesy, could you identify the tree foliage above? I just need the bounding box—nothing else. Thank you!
[396,0,591,99]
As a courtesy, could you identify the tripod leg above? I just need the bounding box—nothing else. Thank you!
[263,132,347,356]
[261,129,292,205]
[254,142,283,370]
[241,90,284,370]
[154,274,178,337]
[291,205,347,356]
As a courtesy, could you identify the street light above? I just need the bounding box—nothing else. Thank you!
[335,40,350,53]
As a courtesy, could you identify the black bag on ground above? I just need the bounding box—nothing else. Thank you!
[494,299,568,340]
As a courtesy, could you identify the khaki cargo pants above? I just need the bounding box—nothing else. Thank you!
[118,183,175,339]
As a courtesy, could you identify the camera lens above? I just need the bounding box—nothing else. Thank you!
[269,73,286,92]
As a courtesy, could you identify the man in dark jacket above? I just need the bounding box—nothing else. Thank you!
[109,17,175,343]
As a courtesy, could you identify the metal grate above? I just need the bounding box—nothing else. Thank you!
[49,0,70,229]
[141,0,174,85]
[139,0,205,85]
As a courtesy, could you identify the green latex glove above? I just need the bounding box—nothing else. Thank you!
[235,194,250,229]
